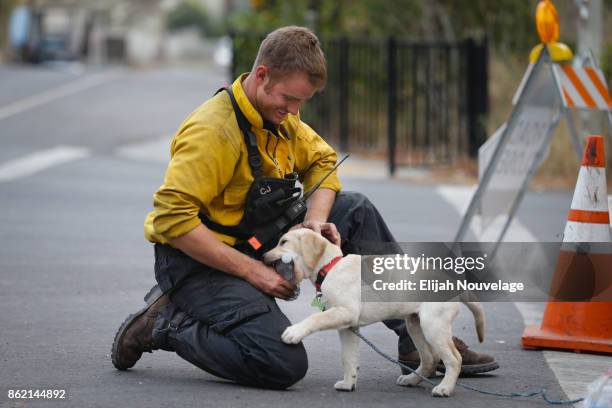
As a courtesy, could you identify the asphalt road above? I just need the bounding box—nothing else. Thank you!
[0,62,592,408]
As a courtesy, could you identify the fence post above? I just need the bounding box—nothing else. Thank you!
[339,37,349,152]
[387,36,397,176]
[465,37,489,157]
[229,31,237,80]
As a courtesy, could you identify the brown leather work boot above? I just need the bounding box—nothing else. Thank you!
[111,285,170,370]
[398,336,499,376]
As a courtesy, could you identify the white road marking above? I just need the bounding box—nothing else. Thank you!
[115,135,172,163]
[0,71,120,121]
[435,184,537,241]
[540,350,610,402]
[0,146,90,182]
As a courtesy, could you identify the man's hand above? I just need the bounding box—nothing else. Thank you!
[246,262,298,300]
[170,224,297,300]
[294,188,340,246]
[291,220,341,246]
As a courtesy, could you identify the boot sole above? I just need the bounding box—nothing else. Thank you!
[111,285,164,370]
[400,360,499,377]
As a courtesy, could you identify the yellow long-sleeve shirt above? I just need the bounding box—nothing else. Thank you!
[144,74,342,246]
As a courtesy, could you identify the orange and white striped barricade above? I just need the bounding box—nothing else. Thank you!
[553,64,612,112]
[455,48,612,244]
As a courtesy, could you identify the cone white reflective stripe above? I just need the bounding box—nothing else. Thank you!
[563,221,610,242]
[569,167,610,212]
[562,135,611,243]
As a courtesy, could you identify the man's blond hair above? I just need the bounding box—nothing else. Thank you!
[253,26,327,89]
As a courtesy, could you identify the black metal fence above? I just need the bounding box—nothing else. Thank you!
[231,34,488,174]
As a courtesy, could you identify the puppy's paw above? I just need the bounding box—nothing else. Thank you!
[432,384,453,397]
[281,325,307,344]
[396,374,421,387]
[334,380,356,392]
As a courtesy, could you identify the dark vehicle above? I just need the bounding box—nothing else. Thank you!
[38,33,75,61]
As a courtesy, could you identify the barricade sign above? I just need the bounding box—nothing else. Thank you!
[455,45,612,244]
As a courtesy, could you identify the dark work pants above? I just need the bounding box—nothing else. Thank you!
[152,191,413,389]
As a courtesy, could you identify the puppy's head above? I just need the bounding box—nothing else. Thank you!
[263,228,330,283]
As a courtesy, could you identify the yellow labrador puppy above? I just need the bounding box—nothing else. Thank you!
[263,228,485,397]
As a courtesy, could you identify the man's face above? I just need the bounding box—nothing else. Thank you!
[253,67,318,125]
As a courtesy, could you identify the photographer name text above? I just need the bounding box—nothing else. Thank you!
[372,279,524,293]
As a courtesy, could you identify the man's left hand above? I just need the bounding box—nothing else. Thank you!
[292,220,341,246]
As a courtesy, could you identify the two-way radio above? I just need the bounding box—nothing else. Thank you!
[246,154,350,251]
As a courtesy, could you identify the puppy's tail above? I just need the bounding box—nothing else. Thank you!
[462,300,485,343]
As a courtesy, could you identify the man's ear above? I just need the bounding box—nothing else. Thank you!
[254,65,268,85]
[300,230,326,270]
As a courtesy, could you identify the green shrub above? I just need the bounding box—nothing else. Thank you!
[166,1,221,37]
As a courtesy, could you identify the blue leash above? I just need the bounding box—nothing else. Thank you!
[350,328,584,405]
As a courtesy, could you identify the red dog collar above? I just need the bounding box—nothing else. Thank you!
[315,256,343,293]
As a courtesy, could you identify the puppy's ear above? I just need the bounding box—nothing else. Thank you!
[300,230,326,269]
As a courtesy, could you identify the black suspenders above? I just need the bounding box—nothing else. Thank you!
[201,87,303,250]
[224,87,263,178]
[198,88,265,240]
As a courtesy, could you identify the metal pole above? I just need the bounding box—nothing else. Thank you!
[388,37,397,176]
[229,31,237,80]
[586,49,612,148]
[453,47,550,242]
[606,111,612,148]
[339,37,349,153]
[424,44,431,161]
[410,45,418,159]
[576,0,602,63]
[466,37,489,157]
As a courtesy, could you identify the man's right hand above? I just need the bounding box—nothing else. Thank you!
[246,262,297,300]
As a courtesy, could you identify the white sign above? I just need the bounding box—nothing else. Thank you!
[478,106,557,230]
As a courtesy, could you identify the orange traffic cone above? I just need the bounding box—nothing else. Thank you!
[521,135,612,354]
